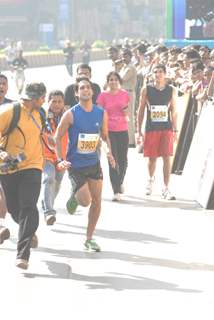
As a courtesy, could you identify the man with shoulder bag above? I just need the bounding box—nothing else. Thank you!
[0,82,46,269]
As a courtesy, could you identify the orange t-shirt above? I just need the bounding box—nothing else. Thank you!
[43,117,68,164]
[0,103,44,173]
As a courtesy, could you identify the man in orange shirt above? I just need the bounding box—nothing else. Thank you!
[41,90,68,225]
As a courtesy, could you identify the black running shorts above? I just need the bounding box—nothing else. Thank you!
[68,162,103,194]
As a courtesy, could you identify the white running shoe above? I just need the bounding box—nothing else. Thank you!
[145,177,155,195]
[162,187,176,200]
[112,193,121,201]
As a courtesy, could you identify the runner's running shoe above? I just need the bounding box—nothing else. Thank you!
[162,187,176,200]
[84,239,101,252]
[145,177,155,195]
[66,195,78,215]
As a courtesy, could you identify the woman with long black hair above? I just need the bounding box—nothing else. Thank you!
[97,71,130,201]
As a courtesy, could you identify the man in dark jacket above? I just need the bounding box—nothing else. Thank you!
[64,63,101,109]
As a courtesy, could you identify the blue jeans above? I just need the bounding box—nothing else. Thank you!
[41,160,64,216]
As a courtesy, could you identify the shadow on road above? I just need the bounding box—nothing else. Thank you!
[23,260,71,279]
[53,224,176,244]
[103,195,202,210]
[23,261,202,293]
[32,247,214,273]
[70,271,201,293]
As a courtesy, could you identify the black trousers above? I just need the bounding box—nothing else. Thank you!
[109,131,129,194]
[0,169,42,261]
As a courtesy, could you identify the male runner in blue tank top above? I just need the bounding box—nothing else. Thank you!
[55,77,115,251]
[137,64,178,200]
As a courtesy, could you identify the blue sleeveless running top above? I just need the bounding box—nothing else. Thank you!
[66,104,104,168]
[145,84,173,132]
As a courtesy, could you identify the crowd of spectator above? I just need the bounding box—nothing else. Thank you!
[107,39,214,108]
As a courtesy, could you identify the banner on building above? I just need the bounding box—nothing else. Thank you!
[59,0,70,22]
[112,0,122,23]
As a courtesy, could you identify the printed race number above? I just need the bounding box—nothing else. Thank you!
[77,133,99,154]
[151,105,168,122]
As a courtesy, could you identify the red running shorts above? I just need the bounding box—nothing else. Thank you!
[143,130,174,158]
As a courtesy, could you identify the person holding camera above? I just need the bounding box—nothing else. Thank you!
[0,82,46,269]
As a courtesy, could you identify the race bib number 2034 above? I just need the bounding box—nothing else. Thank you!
[151,105,168,122]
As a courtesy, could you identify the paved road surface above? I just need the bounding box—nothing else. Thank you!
[1,62,214,320]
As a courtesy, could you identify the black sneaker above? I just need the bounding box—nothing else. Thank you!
[15,259,28,270]
[45,214,56,226]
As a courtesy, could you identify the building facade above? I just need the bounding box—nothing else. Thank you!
[0,0,166,45]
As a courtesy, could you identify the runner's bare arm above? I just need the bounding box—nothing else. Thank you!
[100,110,109,142]
[54,109,73,160]
[137,86,147,136]
[171,87,178,132]
[100,111,115,168]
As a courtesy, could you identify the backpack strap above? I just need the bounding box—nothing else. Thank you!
[39,107,47,132]
[2,102,26,151]
[39,107,53,133]
[39,108,55,154]
[3,102,21,137]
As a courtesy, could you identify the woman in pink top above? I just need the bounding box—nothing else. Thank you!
[97,71,130,201]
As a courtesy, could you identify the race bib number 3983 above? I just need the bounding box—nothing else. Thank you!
[77,133,99,154]
[151,105,168,122]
